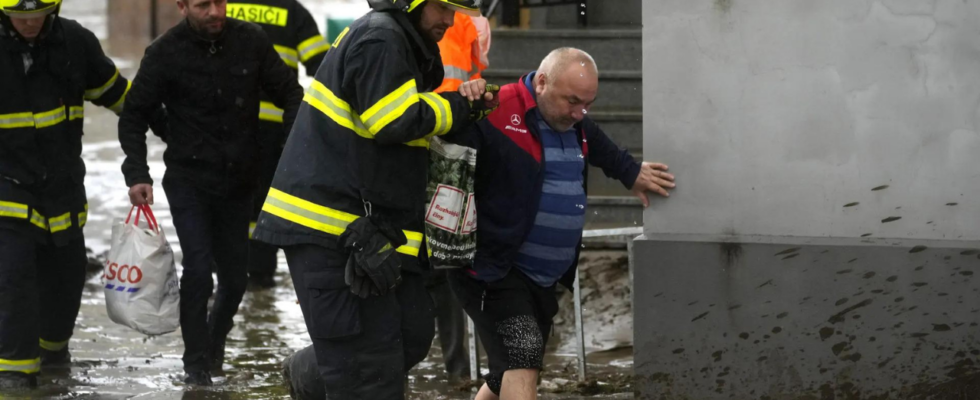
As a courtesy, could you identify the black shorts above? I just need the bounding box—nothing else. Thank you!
[448,268,559,395]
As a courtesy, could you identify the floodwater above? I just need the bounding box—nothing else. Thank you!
[0,2,635,398]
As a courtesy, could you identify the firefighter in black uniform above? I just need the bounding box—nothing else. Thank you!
[0,0,139,390]
[118,0,303,386]
[224,0,330,289]
[251,0,496,397]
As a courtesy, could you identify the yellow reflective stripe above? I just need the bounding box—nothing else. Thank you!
[407,0,425,12]
[297,35,330,62]
[419,92,452,136]
[259,101,284,123]
[249,221,256,239]
[262,188,423,256]
[443,65,469,82]
[274,45,299,68]
[78,204,88,227]
[39,338,68,351]
[0,111,35,129]
[0,357,40,374]
[331,27,350,48]
[108,80,131,114]
[84,68,119,100]
[262,188,358,236]
[33,106,66,129]
[397,230,424,256]
[226,3,289,27]
[69,105,84,121]
[304,80,371,138]
[360,80,419,135]
[48,212,72,233]
[30,209,47,230]
[0,201,28,219]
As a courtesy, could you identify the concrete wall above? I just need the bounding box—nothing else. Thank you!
[634,1,980,398]
[641,0,980,241]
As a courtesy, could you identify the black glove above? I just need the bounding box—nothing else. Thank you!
[339,216,407,297]
[469,84,500,122]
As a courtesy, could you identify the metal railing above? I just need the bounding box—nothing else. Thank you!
[467,226,642,382]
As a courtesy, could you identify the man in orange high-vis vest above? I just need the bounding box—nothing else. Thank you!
[435,13,488,93]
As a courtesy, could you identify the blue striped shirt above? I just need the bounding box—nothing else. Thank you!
[515,73,587,287]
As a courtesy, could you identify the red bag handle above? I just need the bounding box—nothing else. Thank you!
[140,205,160,232]
[124,205,159,232]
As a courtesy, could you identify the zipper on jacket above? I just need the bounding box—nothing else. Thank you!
[480,289,486,311]
[209,40,217,54]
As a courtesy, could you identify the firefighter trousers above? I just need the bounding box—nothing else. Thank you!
[0,222,86,376]
[284,243,435,399]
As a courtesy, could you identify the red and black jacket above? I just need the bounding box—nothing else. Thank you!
[449,74,641,289]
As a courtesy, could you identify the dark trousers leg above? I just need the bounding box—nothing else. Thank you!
[0,224,39,376]
[207,196,250,348]
[426,270,470,379]
[285,244,434,399]
[165,177,216,373]
[37,236,86,356]
[247,239,278,280]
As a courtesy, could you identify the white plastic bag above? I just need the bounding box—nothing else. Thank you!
[103,205,180,335]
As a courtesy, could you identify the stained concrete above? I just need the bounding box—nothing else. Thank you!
[633,236,980,399]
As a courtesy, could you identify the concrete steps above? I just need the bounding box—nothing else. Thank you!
[487,29,641,71]
[482,69,642,111]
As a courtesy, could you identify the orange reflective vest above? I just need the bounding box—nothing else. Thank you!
[435,13,486,93]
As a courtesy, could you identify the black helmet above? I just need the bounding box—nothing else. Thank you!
[372,0,481,17]
[0,0,61,18]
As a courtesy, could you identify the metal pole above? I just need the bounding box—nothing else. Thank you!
[149,0,158,39]
[468,316,480,382]
[573,270,587,381]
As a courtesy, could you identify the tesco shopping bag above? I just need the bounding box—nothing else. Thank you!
[103,205,180,335]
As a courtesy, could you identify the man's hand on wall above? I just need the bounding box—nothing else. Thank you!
[632,162,675,207]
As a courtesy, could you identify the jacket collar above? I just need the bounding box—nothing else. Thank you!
[515,73,540,115]
[389,11,438,64]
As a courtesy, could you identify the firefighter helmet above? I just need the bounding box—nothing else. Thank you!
[0,0,61,18]
[403,0,481,17]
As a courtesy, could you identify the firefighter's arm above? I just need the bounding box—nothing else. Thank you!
[259,32,304,136]
[80,26,130,113]
[293,2,330,75]
[118,44,168,188]
[345,35,472,146]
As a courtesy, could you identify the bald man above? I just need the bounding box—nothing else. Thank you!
[447,47,675,399]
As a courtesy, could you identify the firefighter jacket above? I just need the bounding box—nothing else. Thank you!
[252,7,473,272]
[0,18,131,245]
[434,13,484,93]
[119,18,303,196]
[226,0,330,126]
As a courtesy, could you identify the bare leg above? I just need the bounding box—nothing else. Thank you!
[500,369,538,400]
[475,383,499,400]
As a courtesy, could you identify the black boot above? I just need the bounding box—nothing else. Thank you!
[0,372,37,390]
[209,337,226,374]
[41,348,71,367]
[183,370,212,386]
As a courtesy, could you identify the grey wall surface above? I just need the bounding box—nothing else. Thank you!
[641,0,980,241]
[633,236,980,399]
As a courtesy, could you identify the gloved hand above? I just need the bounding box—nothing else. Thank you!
[469,83,500,122]
[340,216,407,298]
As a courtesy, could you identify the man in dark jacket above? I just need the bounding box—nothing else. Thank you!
[224,0,330,289]
[0,0,144,390]
[447,48,676,400]
[250,0,494,397]
[118,0,303,386]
